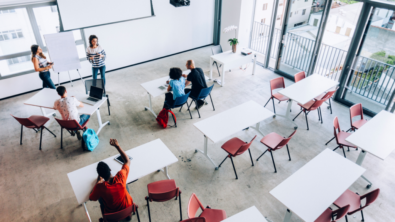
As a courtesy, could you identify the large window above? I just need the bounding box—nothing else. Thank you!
[0,3,86,78]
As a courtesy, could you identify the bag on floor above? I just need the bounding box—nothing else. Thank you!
[83,128,99,151]
[156,108,176,128]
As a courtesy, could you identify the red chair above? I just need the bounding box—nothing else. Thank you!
[11,115,56,150]
[145,179,182,222]
[294,71,306,82]
[256,130,297,173]
[293,94,330,130]
[314,205,350,222]
[332,117,357,158]
[315,87,339,114]
[264,77,289,114]
[100,203,140,222]
[218,135,257,179]
[334,189,380,222]
[54,118,89,150]
[181,218,206,222]
[188,193,226,222]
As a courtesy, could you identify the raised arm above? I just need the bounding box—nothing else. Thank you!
[110,139,130,167]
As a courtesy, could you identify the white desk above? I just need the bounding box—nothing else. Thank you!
[278,74,338,129]
[140,70,209,118]
[24,88,109,135]
[270,149,365,222]
[346,110,395,188]
[194,100,274,169]
[210,49,256,87]
[67,139,178,222]
[221,206,267,222]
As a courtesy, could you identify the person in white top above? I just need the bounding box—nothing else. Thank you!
[54,86,90,140]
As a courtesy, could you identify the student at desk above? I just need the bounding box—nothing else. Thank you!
[163,67,185,109]
[54,86,90,140]
[90,139,133,217]
[184,60,207,109]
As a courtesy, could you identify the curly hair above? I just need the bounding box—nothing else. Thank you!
[97,161,111,181]
[89,35,99,48]
[169,67,182,80]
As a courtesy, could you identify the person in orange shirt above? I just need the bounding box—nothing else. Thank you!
[90,139,133,218]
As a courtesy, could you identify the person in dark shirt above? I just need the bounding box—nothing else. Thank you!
[184,60,207,109]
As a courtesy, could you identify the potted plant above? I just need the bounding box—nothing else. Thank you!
[223,25,238,53]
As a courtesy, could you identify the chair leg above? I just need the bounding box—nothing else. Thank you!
[39,127,43,151]
[44,126,56,137]
[333,146,339,151]
[264,97,271,107]
[209,94,215,111]
[286,144,291,161]
[361,209,365,222]
[272,98,276,114]
[20,125,23,145]
[136,206,141,222]
[329,98,332,114]
[269,150,277,173]
[179,104,183,112]
[342,146,347,158]
[325,136,336,145]
[218,156,228,167]
[229,156,238,179]
[178,192,182,221]
[248,148,254,166]
[293,110,303,121]
[305,111,309,130]
[215,62,221,77]
[186,101,193,119]
[107,100,111,116]
[256,150,268,161]
[318,107,321,121]
[146,198,151,222]
[319,107,323,124]
[194,100,201,118]
[345,215,348,222]
[61,127,63,149]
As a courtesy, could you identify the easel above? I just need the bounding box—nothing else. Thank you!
[57,69,84,87]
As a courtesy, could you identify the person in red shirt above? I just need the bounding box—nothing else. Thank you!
[90,139,133,218]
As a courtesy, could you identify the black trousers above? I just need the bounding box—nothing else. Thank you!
[163,92,175,109]
[185,89,204,105]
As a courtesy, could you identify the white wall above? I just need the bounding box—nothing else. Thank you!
[0,0,215,99]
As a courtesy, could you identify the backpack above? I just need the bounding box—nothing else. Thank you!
[156,108,177,128]
[82,128,99,151]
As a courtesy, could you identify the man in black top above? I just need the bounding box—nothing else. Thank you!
[184,60,207,108]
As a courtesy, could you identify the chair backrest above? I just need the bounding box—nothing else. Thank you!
[270,77,286,95]
[11,115,37,128]
[196,84,214,100]
[188,193,205,219]
[331,205,350,221]
[148,181,179,202]
[276,130,297,149]
[333,116,341,144]
[173,92,191,108]
[103,204,136,222]
[360,188,380,209]
[308,98,327,111]
[55,118,82,130]
[85,79,106,95]
[235,135,257,156]
[211,45,223,55]
[321,87,338,101]
[294,71,306,82]
[350,103,364,124]
[181,218,206,222]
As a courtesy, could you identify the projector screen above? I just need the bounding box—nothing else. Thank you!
[57,0,153,31]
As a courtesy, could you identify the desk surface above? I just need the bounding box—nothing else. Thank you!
[279,74,338,105]
[211,49,253,64]
[67,139,178,205]
[221,206,267,222]
[346,110,395,160]
[270,149,365,222]
[194,100,274,143]
[24,88,106,116]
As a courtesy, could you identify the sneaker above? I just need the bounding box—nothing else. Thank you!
[70,131,76,136]
[76,131,82,140]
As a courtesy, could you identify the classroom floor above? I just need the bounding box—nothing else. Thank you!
[1,46,394,222]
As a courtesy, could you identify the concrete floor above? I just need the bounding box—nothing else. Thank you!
[1,46,394,222]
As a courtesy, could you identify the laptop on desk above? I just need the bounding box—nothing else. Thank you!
[81,86,103,105]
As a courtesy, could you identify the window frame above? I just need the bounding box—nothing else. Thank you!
[0,2,87,80]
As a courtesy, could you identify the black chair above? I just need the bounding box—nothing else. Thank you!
[165,92,192,127]
[85,79,111,115]
[211,45,223,76]
[187,85,215,118]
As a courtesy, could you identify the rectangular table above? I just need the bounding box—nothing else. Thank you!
[210,49,256,87]
[270,149,365,222]
[346,110,395,188]
[194,100,274,169]
[278,74,338,129]
[140,70,209,118]
[67,139,178,222]
[221,206,267,222]
[24,88,109,135]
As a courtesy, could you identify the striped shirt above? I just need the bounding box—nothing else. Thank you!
[86,45,106,68]
[35,55,48,69]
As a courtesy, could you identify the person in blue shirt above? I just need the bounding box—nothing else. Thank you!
[163,68,185,109]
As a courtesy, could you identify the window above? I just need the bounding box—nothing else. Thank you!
[290,12,293,17]
[263,3,268,10]
[302,9,306,15]
[0,30,24,41]
[50,6,57,13]
[277,15,281,20]
[0,9,16,14]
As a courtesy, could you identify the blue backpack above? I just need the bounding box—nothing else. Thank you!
[83,129,99,151]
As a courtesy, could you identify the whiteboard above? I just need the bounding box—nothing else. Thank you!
[44,32,81,73]
[57,0,152,31]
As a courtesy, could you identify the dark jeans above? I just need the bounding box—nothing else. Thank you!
[39,71,56,89]
[93,66,106,86]
[185,88,204,105]
[79,114,90,126]
[98,184,130,210]
[163,92,175,109]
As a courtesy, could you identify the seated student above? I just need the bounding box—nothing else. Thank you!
[163,67,186,109]
[184,60,207,109]
[54,86,90,140]
[89,139,133,217]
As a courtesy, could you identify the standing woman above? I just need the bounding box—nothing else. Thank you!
[86,35,107,85]
[31,45,55,89]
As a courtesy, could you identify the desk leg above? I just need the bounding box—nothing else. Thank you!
[144,93,157,118]
[160,166,171,179]
[96,108,110,135]
[274,99,298,130]
[249,122,265,137]
[40,107,55,118]
[68,71,73,87]
[252,55,256,75]
[356,150,372,188]
[83,202,92,222]
[195,135,218,170]
[283,209,292,222]
[209,58,213,80]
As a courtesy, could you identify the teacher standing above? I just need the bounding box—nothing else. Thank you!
[31,45,55,89]
[86,35,107,86]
